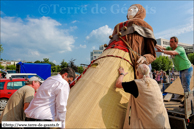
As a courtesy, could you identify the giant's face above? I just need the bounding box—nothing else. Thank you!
[127,5,139,19]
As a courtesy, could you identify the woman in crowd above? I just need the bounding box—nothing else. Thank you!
[155,71,161,83]
[163,72,167,83]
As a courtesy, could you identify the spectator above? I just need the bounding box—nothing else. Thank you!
[1,70,7,78]
[163,72,167,83]
[115,64,170,128]
[156,36,193,92]
[153,69,156,80]
[0,76,41,122]
[25,67,75,129]
[156,71,161,83]
[160,70,164,83]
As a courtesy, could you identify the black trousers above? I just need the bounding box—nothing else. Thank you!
[25,117,51,129]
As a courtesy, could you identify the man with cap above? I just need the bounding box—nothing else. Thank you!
[0,76,41,122]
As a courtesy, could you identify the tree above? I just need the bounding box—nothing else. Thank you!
[61,59,68,69]
[188,53,194,64]
[77,66,84,74]
[34,60,41,63]
[51,66,57,72]
[6,65,16,70]
[69,59,78,72]
[42,58,50,63]
[42,58,56,66]
[151,56,173,71]
[0,44,3,53]
[56,65,61,72]
[0,64,4,69]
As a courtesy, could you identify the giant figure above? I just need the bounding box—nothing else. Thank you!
[66,4,156,128]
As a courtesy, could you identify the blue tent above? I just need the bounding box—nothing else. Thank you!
[17,62,51,80]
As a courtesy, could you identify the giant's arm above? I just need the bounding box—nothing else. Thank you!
[143,38,156,64]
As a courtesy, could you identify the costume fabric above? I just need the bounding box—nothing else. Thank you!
[0,86,35,122]
[166,46,191,71]
[123,78,170,129]
[25,74,70,129]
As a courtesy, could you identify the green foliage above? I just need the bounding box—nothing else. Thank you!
[60,59,68,69]
[51,66,57,72]
[69,59,78,72]
[0,64,4,69]
[0,44,3,53]
[56,65,61,72]
[42,58,50,63]
[77,66,84,73]
[51,65,61,72]
[35,58,55,66]
[151,56,173,71]
[188,53,194,64]
[42,58,56,66]
[34,60,41,63]
[6,65,16,70]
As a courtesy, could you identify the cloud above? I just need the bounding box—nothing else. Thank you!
[69,26,77,31]
[53,60,57,64]
[155,17,193,39]
[1,16,76,60]
[80,44,86,48]
[0,11,4,15]
[186,8,193,15]
[92,46,96,50]
[86,25,113,44]
[71,20,79,23]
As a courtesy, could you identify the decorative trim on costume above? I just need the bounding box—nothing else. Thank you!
[109,24,156,44]
[70,55,132,88]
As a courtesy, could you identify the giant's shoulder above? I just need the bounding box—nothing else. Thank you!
[116,19,153,32]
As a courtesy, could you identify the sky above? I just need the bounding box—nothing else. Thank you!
[0,0,193,66]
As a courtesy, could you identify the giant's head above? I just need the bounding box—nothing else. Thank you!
[127,4,146,20]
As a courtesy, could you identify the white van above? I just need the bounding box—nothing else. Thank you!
[5,73,44,81]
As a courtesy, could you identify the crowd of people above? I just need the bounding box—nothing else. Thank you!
[152,69,174,84]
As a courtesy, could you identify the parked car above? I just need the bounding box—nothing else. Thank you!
[0,78,29,110]
[6,70,16,73]
[5,73,44,81]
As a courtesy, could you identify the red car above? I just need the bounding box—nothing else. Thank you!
[0,78,28,110]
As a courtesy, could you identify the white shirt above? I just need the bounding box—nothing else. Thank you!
[25,74,70,129]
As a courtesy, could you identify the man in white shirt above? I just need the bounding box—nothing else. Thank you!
[25,67,75,129]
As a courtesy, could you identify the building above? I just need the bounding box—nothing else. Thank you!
[156,38,193,57]
[90,45,106,61]
[0,61,19,67]
[0,60,31,68]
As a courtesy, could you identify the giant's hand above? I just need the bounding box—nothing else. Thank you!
[137,56,147,64]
